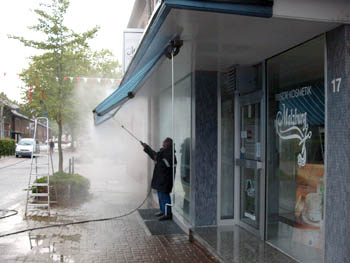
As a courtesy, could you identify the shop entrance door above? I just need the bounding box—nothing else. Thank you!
[236,90,265,237]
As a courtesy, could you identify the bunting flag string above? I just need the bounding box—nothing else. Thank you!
[0,72,122,85]
[1,72,122,102]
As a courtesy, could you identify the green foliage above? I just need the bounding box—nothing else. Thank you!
[9,0,122,171]
[33,172,90,203]
[0,92,19,106]
[34,172,90,188]
[0,138,16,157]
[90,49,123,78]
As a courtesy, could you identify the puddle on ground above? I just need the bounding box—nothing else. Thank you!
[25,213,83,225]
[29,232,81,262]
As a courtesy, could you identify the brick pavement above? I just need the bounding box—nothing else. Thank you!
[0,210,218,262]
[0,157,219,263]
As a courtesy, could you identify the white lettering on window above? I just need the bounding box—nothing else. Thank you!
[275,104,312,167]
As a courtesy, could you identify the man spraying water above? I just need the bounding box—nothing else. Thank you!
[141,138,176,221]
[118,123,176,221]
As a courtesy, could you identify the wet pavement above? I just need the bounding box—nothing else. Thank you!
[0,155,218,263]
[192,226,297,263]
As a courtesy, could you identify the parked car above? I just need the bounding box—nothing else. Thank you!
[15,138,40,158]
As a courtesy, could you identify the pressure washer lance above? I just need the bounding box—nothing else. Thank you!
[120,125,143,144]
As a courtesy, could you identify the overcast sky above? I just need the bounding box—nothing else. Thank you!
[0,0,135,102]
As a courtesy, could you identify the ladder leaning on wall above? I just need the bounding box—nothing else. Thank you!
[25,117,53,216]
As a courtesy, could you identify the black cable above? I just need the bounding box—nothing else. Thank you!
[0,209,18,219]
[0,187,152,238]
[0,159,29,169]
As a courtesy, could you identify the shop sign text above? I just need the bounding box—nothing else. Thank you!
[275,86,312,101]
[275,104,312,167]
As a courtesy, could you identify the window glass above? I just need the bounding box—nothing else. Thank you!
[266,36,325,263]
[174,74,192,221]
[158,74,192,222]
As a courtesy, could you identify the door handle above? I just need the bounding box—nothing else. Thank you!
[236,159,262,170]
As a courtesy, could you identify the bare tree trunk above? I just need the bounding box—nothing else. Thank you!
[58,112,63,172]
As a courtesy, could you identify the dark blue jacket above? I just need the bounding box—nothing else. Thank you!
[144,144,176,193]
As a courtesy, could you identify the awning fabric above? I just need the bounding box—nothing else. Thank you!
[93,0,273,125]
[94,50,165,119]
[94,106,122,126]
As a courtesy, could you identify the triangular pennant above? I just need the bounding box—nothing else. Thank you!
[76,77,81,82]
[83,77,88,83]
[111,79,115,84]
[64,76,67,81]
[3,72,6,77]
[69,77,73,82]
[104,78,108,83]
[56,77,59,82]
[29,86,32,103]
[90,78,94,83]
[97,78,101,83]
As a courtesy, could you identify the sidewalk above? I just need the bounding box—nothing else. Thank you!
[0,156,218,263]
[0,156,28,168]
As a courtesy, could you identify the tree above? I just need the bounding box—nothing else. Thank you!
[9,0,99,172]
[0,92,19,106]
[65,49,122,149]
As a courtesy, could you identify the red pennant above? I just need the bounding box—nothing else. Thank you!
[90,78,94,83]
[104,78,108,83]
[35,86,40,90]
[117,79,121,84]
[76,77,80,82]
[64,77,67,81]
[41,90,45,100]
[29,86,32,103]
[3,72,6,77]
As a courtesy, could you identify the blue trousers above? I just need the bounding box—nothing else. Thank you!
[157,191,172,216]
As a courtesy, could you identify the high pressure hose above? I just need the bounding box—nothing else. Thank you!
[0,121,153,238]
[0,186,152,238]
[0,210,18,220]
[0,159,30,220]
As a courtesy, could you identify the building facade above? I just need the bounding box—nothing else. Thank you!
[94,1,350,262]
[0,99,51,142]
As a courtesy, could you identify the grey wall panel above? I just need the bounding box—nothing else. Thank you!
[191,71,218,226]
[325,25,350,263]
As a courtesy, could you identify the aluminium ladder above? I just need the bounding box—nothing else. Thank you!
[25,117,53,216]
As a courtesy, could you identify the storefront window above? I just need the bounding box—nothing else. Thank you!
[266,36,325,263]
[156,41,193,223]
[158,74,192,222]
[174,74,192,221]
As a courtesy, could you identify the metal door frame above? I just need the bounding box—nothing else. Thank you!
[233,64,266,239]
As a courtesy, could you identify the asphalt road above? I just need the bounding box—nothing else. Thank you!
[0,151,74,211]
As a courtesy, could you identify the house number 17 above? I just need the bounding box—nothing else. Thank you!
[331,78,342,93]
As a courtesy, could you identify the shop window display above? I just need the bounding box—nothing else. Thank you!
[266,36,325,263]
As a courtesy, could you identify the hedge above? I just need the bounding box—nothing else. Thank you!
[0,138,16,157]
[33,172,90,205]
